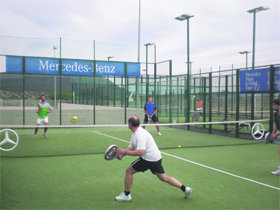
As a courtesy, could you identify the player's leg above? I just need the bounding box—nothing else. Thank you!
[43,117,49,138]
[152,159,192,198]
[152,116,161,136]
[156,173,192,198]
[33,118,41,139]
[142,115,149,129]
[271,145,280,175]
[115,160,139,202]
[124,166,137,192]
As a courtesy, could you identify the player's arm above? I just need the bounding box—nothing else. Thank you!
[150,106,157,118]
[47,104,53,113]
[117,147,144,156]
[36,105,40,113]
[144,105,149,117]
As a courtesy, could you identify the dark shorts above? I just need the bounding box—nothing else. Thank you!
[143,115,158,124]
[131,157,165,174]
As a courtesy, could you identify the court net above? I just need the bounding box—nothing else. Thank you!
[0,119,269,158]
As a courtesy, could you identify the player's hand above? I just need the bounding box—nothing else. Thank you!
[272,133,278,139]
[117,148,126,156]
[117,155,123,160]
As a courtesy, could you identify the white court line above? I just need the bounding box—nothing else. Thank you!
[92,131,280,191]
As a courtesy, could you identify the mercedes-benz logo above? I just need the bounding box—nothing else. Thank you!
[0,129,19,151]
[251,123,265,140]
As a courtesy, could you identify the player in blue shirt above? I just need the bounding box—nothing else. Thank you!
[143,97,162,136]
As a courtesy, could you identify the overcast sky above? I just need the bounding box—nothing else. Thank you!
[0,0,279,75]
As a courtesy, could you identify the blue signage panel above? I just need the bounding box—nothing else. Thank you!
[127,63,140,77]
[6,56,22,73]
[26,57,59,75]
[62,59,93,76]
[240,68,270,92]
[274,67,280,91]
[96,61,124,77]
[4,56,140,77]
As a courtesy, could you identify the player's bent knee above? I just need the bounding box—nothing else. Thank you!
[126,166,135,175]
[157,174,168,182]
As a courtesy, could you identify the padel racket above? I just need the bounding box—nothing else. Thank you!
[104,144,118,160]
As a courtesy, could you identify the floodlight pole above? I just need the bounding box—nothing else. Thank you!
[252,11,256,70]
[144,43,155,102]
[107,56,114,61]
[239,51,250,69]
[247,6,269,70]
[175,13,194,126]
[247,6,269,124]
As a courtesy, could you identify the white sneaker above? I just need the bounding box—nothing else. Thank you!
[184,187,192,199]
[115,192,132,202]
[271,166,280,175]
[158,132,162,136]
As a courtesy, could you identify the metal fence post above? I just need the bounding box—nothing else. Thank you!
[22,57,26,125]
[236,69,240,138]
[93,60,96,125]
[269,65,275,133]
[169,60,172,123]
[209,72,212,134]
[225,75,228,131]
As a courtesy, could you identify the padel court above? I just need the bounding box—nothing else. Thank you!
[1,126,279,209]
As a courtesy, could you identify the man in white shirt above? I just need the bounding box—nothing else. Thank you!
[115,115,192,202]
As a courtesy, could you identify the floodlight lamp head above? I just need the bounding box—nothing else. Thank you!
[144,43,155,46]
[239,51,250,54]
[247,6,269,13]
[175,16,185,21]
[181,13,194,19]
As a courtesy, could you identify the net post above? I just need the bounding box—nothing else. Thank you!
[22,56,26,126]
[269,65,275,133]
[235,69,240,138]
[209,72,212,134]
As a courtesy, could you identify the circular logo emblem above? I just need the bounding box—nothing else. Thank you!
[0,129,19,151]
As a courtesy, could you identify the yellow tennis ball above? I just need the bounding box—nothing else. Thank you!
[73,116,77,120]
[178,145,181,148]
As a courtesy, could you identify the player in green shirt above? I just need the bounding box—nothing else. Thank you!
[33,95,52,139]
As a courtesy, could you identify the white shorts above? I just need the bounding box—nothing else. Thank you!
[197,108,203,111]
[37,117,48,125]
